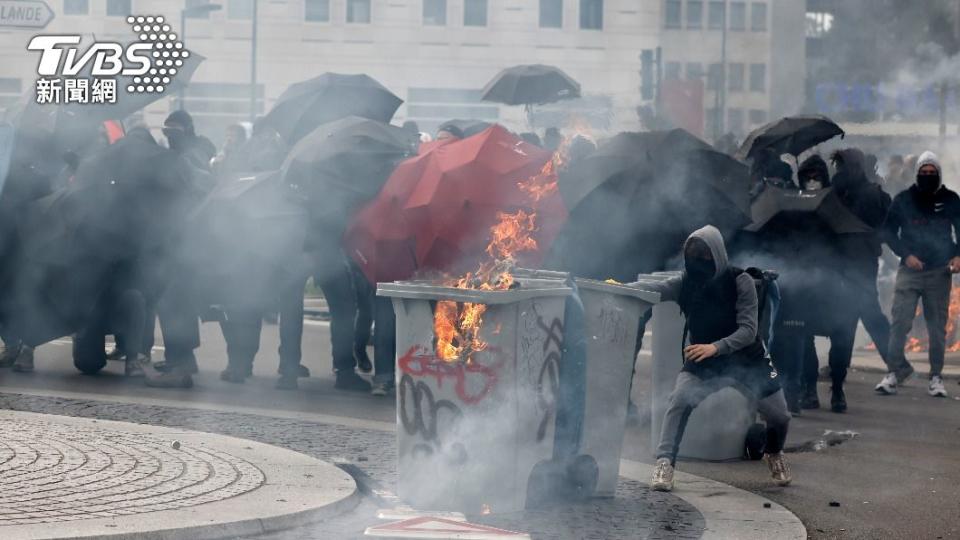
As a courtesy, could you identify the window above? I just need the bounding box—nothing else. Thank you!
[686,0,702,29]
[805,11,833,38]
[686,62,704,81]
[751,2,767,31]
[705,107,719,136]
[305,0,330,21]
[580,0,602,29]
[749,109,767,125]
[63,0,89,15]
[664,0,681,29]
[728,63,744,92]
[228,0,253,19]
[540,0,562,27]
[106,0,131,16]
[708,1,724,29]
[423,0,446,25]
[727,108,744,134]
[730,2,745,30]
[707,62,722,91]
[464,0,487,26]
[348,0,371,22]
[750,63,766,92]
[185,0,211,18]
[665,62,682,80]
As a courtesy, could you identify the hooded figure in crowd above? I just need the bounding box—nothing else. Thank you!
[797,154,830,191]
[877,151,960,398]
[640,225,792,492]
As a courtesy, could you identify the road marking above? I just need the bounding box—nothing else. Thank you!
[366,517,529,539]
[377,509,467,522]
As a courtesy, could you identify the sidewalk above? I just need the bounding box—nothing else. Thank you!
[850,349,960,378]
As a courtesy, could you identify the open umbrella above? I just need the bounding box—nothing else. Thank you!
[481,65,581,106]
[744,185,872,234]
[437,119,492,138]
[737,115,844,162]
[262,73,403,145]
[344,193,419,285]
[282,116,415,229]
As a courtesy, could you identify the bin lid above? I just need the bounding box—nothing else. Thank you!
[573,278,661,304]
[377,280,572,304]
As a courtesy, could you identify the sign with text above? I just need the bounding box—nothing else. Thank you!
[0,1,54,29]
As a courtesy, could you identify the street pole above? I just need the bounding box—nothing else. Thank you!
[179,9,187,110]
[250,0,258,124]
[713,0,728,142]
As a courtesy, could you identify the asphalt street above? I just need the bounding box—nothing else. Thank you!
[1,318,958,539]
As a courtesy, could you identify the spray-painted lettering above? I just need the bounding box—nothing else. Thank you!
[399,374,467,464]
[397,345,503,405]
[535,315,563,443]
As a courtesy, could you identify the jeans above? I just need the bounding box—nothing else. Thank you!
[373,296,396,384]
[219,308,262,372]
[277,276,307,376]
[655,371,791,465]
[850,261,891,363]
[886,266,952,377]
[351,262,374,355]
[316,262,359,374]
[156,278,200,366]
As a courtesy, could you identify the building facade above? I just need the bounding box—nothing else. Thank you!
[0,0,803,143]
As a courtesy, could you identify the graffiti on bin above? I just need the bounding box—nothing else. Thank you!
[598,303,628,346]
[398,345,504,405]
[399,373,468,463]
[535,314,563,443]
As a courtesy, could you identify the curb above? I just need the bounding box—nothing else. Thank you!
[619,459,807,540]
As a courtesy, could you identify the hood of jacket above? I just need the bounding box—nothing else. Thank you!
[916,150,941,176]
[798,154,831,188]
[683,225,729,279]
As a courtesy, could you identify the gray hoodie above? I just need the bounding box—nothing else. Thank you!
[644,225,759,356]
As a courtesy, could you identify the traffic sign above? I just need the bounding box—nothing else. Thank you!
[0,1,54,29]
[365,516,530,539]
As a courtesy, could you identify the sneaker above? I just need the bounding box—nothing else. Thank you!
[144,366,193,388]
[650,458,674,492]
[275,374,298,390]
[154,358,199,375]
[830,386,847,413]
[355,348,373,373]
[297,364,311,378]
[335,371,373,392]
[124,355,149,377]
[219,365,247,384]
[12,346,34,373]
[928,375,948,398]
[106,347,124,361]
[0,343,20,368]
[764,452,792,486]
[875,372,898,395]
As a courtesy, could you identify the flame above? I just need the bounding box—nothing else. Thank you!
[868,280,960,353]
[433,138,568,363]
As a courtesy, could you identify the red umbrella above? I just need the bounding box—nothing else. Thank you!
[403,125,564,273]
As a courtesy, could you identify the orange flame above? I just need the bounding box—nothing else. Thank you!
[868,281,960,353]
[433,138,568,363]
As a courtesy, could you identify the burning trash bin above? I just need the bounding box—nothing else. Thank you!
[378,279,572,514]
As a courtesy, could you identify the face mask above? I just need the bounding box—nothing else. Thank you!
[917,172,941,194]
[685,258,715,282]
[803,179,823,191]
[163,127,186,150]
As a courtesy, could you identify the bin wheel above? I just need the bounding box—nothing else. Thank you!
[525,460,568,509]
[565,455,599,500]
[73,335,107,375]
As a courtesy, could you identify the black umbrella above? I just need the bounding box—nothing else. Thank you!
[481,64,581,106]
[261,73,403,145]
[737,115,844,162]
[744,185,872,234]
[282,116,414,228]
[437,119,492,138]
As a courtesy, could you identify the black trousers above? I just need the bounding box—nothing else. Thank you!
[317,262,359,374]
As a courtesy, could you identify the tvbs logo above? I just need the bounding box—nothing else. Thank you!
[28,15,189,104]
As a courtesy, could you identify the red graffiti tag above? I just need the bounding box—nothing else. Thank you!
[398,345,503,405]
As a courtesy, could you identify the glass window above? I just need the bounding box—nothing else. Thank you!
[228,0,253,19]
[705,107,719,136]
[708,1,724,29]
[686,0,702,29]
[423,0,446,25]
[730,2,745,30]
[664,0,681,29]
[665,62,682,80]
[63,0,89,15]
[348,0,371,22]
[728,63,744,92]
[540,0,562,27]
[580,0,602,30]
[464,0,487,26]
[686,62,704,81]
[305,0,330,21]
[728,108,744,134]
[749,109,767,125]
[707,62,722,91]
[106,0,131,16]
[185,0,211,18]
[751,2,767,31]
[750,63,766,92]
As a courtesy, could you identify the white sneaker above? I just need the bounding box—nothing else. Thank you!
[650,458,675,492]
[875,372,898,395]
[928,375,948,398]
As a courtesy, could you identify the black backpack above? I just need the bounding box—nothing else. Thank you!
[681,267,779,349]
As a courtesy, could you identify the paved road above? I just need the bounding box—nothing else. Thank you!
[3,320,959,539]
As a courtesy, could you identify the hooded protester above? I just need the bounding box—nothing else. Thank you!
[797,154,830,191]
[877,151,960,398]
[162,110,217,172]
[640,225,792,492]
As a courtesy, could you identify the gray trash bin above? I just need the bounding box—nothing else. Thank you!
[378,280,572,514]
[640,272,754,462]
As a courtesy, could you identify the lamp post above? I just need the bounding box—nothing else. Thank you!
[178,2,222,110]
[713,0,728,142]
[250,0,258,123]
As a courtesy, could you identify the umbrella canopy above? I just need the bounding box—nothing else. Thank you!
[343,193,419,284]
[737,115,844,162]
[262,73,403,145]
[437,119,493,138]
[744,185,872,235]
[481,64,581,106]
[282,116,415,229]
